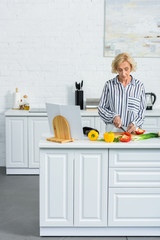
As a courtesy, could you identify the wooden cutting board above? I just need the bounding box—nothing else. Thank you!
[113,132,137,138]
[46,115,74,143]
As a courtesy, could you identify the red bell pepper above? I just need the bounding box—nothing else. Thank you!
[119,132,131,142]
[135,128,145,135]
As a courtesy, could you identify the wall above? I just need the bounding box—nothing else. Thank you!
[0,0,160,166]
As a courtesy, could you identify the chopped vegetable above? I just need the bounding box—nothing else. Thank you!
[113,137,121,142]
[119,132,131,142]
[135,128,145,135]
[88,130,99,141]
[98,136,121,143]
[97,138,105,141]
[132,133,159,141]
[103,132,115,143]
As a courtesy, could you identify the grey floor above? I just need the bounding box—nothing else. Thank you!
[0,168,160,240]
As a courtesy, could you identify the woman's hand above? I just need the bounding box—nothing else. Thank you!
[127,123,136,133]
[113,116,121,128]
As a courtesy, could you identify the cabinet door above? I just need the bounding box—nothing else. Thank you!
[81,117,95,128]
[94,117,107,136]
[109,188,160,226]
[28,117,49,168]
[74,150,108,226]
[40,150,73,227]
[143,116,160,132]
[6,117,28,168]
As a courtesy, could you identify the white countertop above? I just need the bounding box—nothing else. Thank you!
[5,109,160,117]
[39,137,160,149]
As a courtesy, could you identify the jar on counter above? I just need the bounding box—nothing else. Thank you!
[23,95,30,110]
[19,99,24,110]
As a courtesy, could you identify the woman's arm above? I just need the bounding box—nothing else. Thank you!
[130,84,146,129]
[98,82,119,123]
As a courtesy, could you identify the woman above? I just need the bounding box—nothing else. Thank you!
[98,52,146,133]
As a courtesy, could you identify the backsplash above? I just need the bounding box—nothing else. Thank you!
[0,0,160,166]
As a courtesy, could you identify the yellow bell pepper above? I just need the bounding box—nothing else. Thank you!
[88,130,99,141]
[103,132,115,143]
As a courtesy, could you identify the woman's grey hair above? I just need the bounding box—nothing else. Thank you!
[111,52,137,73]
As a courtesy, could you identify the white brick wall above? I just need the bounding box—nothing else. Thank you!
[0,0,160,166]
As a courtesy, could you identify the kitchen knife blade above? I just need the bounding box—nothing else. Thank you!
[120,126,126,132]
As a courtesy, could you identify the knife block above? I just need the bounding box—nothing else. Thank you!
[75,90,83,110]
[46,115,74,143]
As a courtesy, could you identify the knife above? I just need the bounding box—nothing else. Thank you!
[120,126,126,132]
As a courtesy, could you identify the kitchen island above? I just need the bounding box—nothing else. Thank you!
[39,137,160,236]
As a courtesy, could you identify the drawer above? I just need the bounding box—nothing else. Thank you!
[109,188,160,226]
[109,168,160,187]
[109,149,160,168]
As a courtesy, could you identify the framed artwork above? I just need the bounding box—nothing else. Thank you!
[104,0,160,57]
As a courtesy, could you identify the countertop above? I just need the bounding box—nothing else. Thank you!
[5,109,160,117]
[39,137,160,149]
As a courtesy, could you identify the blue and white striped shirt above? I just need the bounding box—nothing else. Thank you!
[98,76,146,128]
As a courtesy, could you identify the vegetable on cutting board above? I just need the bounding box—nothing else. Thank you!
[132,132,160,141]
[103,132,115,143]
[119,132,132,142]
[88,130,99,141]
[135,128,145,135]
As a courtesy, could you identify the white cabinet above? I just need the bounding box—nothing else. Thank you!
[94,117,107,136]
[143,116,160,132]
[40,150,73,227]
[108,149,160,227]
[28,117,50,168]
[6,117,28,168]
[74,150,108,226]
[5,110,160,174]
[39,140,160,235]
[81,116,95,128]
[40,149,108,227]
[109,188,160,226]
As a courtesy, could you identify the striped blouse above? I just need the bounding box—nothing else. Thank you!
[98,76,146,128]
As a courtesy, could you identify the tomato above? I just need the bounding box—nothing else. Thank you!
[119,132,131,142]
[135,128,145,135]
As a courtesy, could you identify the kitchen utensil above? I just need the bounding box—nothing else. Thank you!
[113,132,137,138]
[145,92,156,110]
[75,90,83,109]
[75,80,83,90]
[75,80,84,110]
[120,126,126,132]
[46,115,74,143]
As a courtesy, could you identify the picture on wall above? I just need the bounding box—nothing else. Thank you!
[104,0,160,57]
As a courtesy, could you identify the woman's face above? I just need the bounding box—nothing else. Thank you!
[117,61,131,81]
